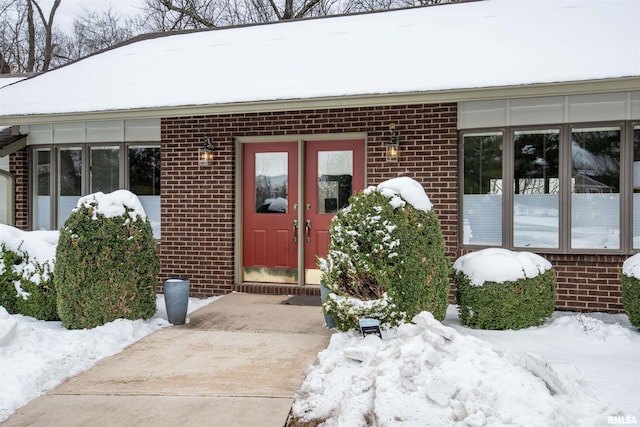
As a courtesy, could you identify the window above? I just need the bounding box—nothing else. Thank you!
[58,147,82,227]
[129,146,161,238]
[513,129,560,248]
[32,144,161,237]
[570,127,620,250]
[634,125,640,249]
[462,132,503,246]
[461,122,634,253]
[33,149,50,230]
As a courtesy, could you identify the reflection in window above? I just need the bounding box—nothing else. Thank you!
[91,146,120,193]
[571,127,620,249]
[129,146,161,238]
[58,147,82,227]
[634,126,640,249]
[513,130,560,248]
[462,132,503,246]
[318,151,353,214]
[255,152,288,213]
[34,149,50,230]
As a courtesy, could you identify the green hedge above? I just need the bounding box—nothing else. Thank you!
[0,243,58,321]
[454,268,556,330]
[621,273,640,329]
[55,202,159,329]
[320,185,450,332]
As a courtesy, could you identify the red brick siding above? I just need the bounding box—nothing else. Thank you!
[160,104,459,298]
[10,150,28,230]
[547,254,626,312]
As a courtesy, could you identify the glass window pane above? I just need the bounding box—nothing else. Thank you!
[58,147,82,228]
[255,152,288,214]
[90,146,120,193]
[318,151,353,214]
[513,129,560,248]
[571,127,620,249]
[129,146,161,238]
[634,126,640,249]
[33,149,51,230]
[463,132,503,246]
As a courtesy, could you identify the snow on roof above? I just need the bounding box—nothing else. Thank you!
[0,0,638,117]
[0,77,26,88]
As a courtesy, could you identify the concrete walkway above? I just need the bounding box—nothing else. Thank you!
[2,293,332,427]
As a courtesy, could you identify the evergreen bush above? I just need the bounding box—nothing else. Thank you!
[454,250,556,330]
[55,191,159,329]
[621,254,640,329]
[0,243,58,321]
[320,179,450,332]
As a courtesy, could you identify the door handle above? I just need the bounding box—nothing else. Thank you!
[305,219,311,243]
[293,219,298,243]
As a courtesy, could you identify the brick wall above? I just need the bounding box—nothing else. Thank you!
[161,104,627,312]
[10,150,28,230]
[160,103,459,298]
[9,102,626,312]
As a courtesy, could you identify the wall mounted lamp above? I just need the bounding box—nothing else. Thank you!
[387,124,399,162]
[199,136,217,165]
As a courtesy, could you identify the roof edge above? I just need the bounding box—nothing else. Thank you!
[1,76,639,126]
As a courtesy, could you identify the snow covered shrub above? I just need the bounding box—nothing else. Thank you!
[55,190,159,329]
[0,226,59,321]
[621,253,640,329]
[454,248,556,330]
[320,177,450,332]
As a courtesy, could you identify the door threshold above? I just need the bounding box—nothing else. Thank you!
[235,282,320,296]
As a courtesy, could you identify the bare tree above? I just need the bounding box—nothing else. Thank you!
[56,8,136,64]
[0,0,61,73]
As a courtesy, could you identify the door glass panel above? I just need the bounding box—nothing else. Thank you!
[255,152,288,213]
[571,127,620,249]
[58,147,82,227]
[513,129,560,248]
[317,151,353,214]
[634,126,640,249]
[462,132,503,246]
[90,146,120,193]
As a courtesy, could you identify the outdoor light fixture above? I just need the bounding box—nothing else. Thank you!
[387,124,399,162]
[199,136,216,165]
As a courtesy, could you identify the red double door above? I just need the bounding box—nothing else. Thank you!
[242,139,365,285]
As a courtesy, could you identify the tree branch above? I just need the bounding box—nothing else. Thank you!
[159,0,216,27]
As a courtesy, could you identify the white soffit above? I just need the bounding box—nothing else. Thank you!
[459,92,640,129]
[24,119,160,145]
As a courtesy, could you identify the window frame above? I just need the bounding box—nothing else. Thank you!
[29,142,160,233]
[460,121,634,254]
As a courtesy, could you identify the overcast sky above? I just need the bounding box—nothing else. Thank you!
[40,0,144,31]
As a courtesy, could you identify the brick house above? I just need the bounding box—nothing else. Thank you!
[0,0,638,312]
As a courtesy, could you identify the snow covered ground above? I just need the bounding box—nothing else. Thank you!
[0,294,218,423]
[1,297,638,426]
[292,308,639,427]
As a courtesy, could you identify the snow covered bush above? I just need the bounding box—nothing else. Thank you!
[454,249,556,330]
[320,177,450,331]
[55,190,159,329]
[0,226,59,321]
[621,253,640,329]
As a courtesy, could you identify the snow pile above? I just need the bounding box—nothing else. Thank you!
[292,312,613,426]
[0,295,218,422]
[76,190,147,221]
[375,177,433,212]
[453,248,552,286]
[623,253,640,279]
[0,224,59,266]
